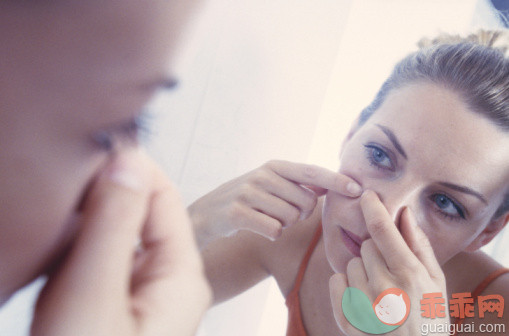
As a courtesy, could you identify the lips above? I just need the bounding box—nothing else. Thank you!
[339,227,363,257]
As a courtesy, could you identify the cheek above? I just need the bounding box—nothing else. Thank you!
[0,144,105,296]
[338,142,389,193]
[420,224,480,265]
[322,192,366,273]
[339,145,370,181]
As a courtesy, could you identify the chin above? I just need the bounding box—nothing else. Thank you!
[323,226,351,274]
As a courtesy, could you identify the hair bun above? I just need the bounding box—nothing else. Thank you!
[417,29,509,56]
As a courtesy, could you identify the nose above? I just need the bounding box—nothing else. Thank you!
[363,181,419,227]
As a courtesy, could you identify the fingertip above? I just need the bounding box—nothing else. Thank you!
[403,206,414,221]
[361,189,375,198]
[359,189,377,207]
[346,182,363,197]
[401,206,421,234]
[335,174,362,198]
[97,149,150,192]
[400,206,428,252]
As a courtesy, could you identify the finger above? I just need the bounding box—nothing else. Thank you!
[359,239,388,282]
[360,190,418,273]
[346,257,368,286]
[134,182,202,287]
[69,150,149,290]
[399,207,443,280]
[329,273,359,336]
[33,149,151,330]
[234,204,283,240]
[131,178,211,332]
[260,174,318,217]
[302,184,327,196]
[245,187,303,227]
[266,160,363,197]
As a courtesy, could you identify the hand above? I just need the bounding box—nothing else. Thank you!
[31,149,211,336]
[329,190,449,335]
[189,160,363,248]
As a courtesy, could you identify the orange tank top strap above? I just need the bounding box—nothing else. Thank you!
[452,268,509,335]
[285,223,323,336]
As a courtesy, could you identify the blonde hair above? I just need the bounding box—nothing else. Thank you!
[359,30,509,130]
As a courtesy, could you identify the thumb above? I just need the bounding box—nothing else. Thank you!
[329,273,357,335]
[66,149,151,298]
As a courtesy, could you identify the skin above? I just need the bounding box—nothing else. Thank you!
[0,1,210,334]
[323,82,509,274]
[195,82,509,335]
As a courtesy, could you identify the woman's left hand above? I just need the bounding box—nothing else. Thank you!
[329,190,449,335]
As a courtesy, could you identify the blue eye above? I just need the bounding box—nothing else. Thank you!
[431,194,465,220]
[364,144,395,171]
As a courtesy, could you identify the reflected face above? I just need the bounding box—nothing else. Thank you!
[323,83,509,273]
[0,0,200,303]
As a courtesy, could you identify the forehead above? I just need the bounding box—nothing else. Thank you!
[366,82,509,198]
[0,1,199,129]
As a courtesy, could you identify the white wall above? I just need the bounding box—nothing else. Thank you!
[174,1,505,335]
[151,1,355,335]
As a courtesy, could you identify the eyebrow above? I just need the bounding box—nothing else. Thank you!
[438,182,488,205]
[375,124,408,159]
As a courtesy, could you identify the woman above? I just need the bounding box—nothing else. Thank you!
[0,1,210,335]
[191,30,509,335]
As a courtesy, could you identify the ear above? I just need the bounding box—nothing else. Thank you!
[464,213,509,252]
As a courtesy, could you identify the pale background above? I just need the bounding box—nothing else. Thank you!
[0,1,507,335]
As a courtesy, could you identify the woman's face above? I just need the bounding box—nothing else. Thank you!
[323,82,509,273]
[0,1,200,303]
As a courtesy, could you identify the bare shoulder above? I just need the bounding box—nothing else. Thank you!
[444,252,509,335]
[443,251,507,295]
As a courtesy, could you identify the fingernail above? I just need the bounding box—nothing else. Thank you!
[346,182,363,196]
[105,151,146,190]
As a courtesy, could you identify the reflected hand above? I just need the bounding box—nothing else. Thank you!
[329,190,448,335]
[31,150,211,336]
[189,160,363,248]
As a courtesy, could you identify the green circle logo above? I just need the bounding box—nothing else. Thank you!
[342,287,411,334]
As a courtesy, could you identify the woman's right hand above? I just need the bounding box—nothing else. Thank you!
[190,160,363,248]
[31,149,211,336]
